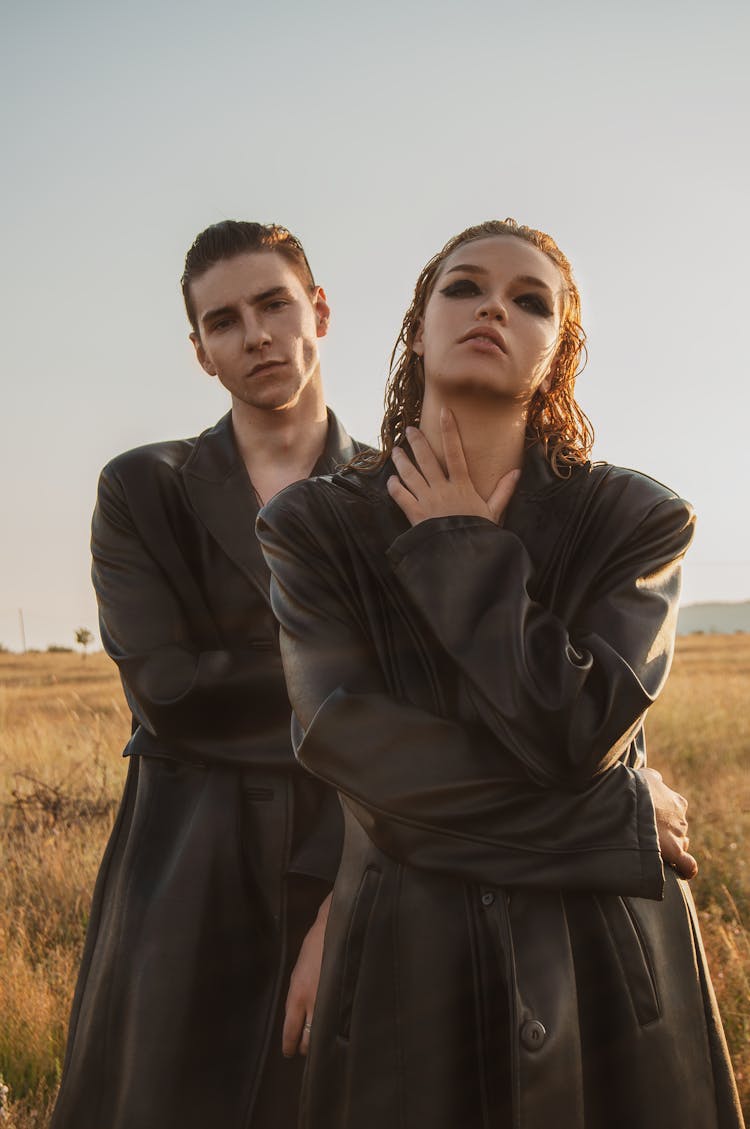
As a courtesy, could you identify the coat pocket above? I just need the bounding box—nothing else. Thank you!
[338,866,382,1041]
[599,895,660,1026]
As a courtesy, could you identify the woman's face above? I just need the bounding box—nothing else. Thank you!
[413,235,563,406]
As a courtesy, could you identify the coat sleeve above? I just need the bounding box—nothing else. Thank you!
[257,488,665,898]
[386,489,694,789]
[92,465,290,766]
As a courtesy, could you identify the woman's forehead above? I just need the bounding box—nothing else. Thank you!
[439,234,561,286]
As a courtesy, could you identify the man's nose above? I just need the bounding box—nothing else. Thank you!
[242,313,271,350]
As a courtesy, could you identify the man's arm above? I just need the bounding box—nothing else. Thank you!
[93,464,289,766]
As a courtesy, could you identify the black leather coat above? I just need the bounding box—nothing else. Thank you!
[257,447,744,1129]
[51,411,365,1129]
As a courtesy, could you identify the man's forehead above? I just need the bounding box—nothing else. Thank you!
[191,250,301,312]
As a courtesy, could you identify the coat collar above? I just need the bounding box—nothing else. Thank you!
[333,441,593,604]
[182,409,358,602]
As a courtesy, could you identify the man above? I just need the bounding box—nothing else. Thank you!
[51,222,366,1129]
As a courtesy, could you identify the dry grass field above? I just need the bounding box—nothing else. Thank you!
[0,639,748,1125]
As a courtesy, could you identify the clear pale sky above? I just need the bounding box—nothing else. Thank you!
[1,0,748,650]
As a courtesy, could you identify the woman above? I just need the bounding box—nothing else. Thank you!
[257,220,743,1128]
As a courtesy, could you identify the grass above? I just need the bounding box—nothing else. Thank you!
[0,639,748,1124]
[0,653,128,1128]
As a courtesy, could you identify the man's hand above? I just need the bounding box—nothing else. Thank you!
[387,410,520,526]
[282,893,332,1057]
[639,767,698,880]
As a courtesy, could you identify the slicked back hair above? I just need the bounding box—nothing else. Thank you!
[181,220,315,334]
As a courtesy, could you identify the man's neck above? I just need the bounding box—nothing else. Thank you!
[231,381,329,506]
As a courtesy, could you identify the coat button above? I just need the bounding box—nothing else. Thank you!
[481,891,495,907]
[520,1020,546,1051]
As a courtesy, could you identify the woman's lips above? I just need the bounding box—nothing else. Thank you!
[459,327,507,353]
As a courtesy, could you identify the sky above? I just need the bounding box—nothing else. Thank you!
[1,0,748,650]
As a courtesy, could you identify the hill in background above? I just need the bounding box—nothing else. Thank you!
[678,600,750,635]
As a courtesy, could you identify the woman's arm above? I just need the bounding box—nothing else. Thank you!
[387,421,695,790]
[257,486,690,899]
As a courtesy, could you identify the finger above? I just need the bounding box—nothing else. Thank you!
[673,851,698,880]
[392,446,428,497]
[439,408,469,482]
[387,475,422,525]
[282,995,305,1058]
[487,468,521,524]
[300,1016,313,1057]
[406,426,446,485]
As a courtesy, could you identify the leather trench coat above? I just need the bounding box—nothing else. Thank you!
[257,446,744,1129]
[51,411,365,1129]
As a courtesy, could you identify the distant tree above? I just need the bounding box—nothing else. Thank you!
[74,627,94,658]
[47,644,74,653]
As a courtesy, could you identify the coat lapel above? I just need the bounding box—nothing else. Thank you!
[181,413,270,603]
[502,443,593,605]
[183,410,360,606]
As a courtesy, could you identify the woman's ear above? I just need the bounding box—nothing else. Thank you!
[412,319,425,357]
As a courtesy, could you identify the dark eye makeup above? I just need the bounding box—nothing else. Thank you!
[439,279,481,298]
[515,293,554,317]
[439,278,553,318]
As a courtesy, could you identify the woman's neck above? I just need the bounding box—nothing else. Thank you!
[419,391,528,501]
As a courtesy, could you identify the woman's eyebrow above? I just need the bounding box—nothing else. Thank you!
[514,274,555,294]
[443,265,554,295]
[443,263,487,276]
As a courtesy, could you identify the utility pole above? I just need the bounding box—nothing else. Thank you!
[18,608,27,653]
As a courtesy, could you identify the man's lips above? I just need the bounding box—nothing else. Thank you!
[459,327,507,353]
[247,359,286,377]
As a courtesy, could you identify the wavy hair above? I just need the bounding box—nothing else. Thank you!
[356,219,593,478]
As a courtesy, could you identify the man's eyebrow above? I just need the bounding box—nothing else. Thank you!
[201,286,293,325]
[252,285,293,304]
[201,304,235,325]
[444,265,555,294]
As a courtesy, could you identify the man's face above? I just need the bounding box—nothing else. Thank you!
[189,251,330,412]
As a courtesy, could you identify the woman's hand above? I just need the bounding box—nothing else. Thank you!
[282,893,331,1057]
[387,409,520,526]
[639,767,698,880]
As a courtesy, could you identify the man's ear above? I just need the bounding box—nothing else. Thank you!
[190,331,217,377]
[412,318,425,357]
[313,287,331,340]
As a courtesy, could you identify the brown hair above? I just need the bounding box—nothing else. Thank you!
[181,220,315,334]
[357,219,593,477]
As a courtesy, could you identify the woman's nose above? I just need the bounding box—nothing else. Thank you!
[477,294,507,323]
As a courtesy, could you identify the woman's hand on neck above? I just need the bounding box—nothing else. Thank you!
[387,405,521,528]
[419,389,527,504]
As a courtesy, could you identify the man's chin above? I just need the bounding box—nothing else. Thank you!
[237,387,304,413]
